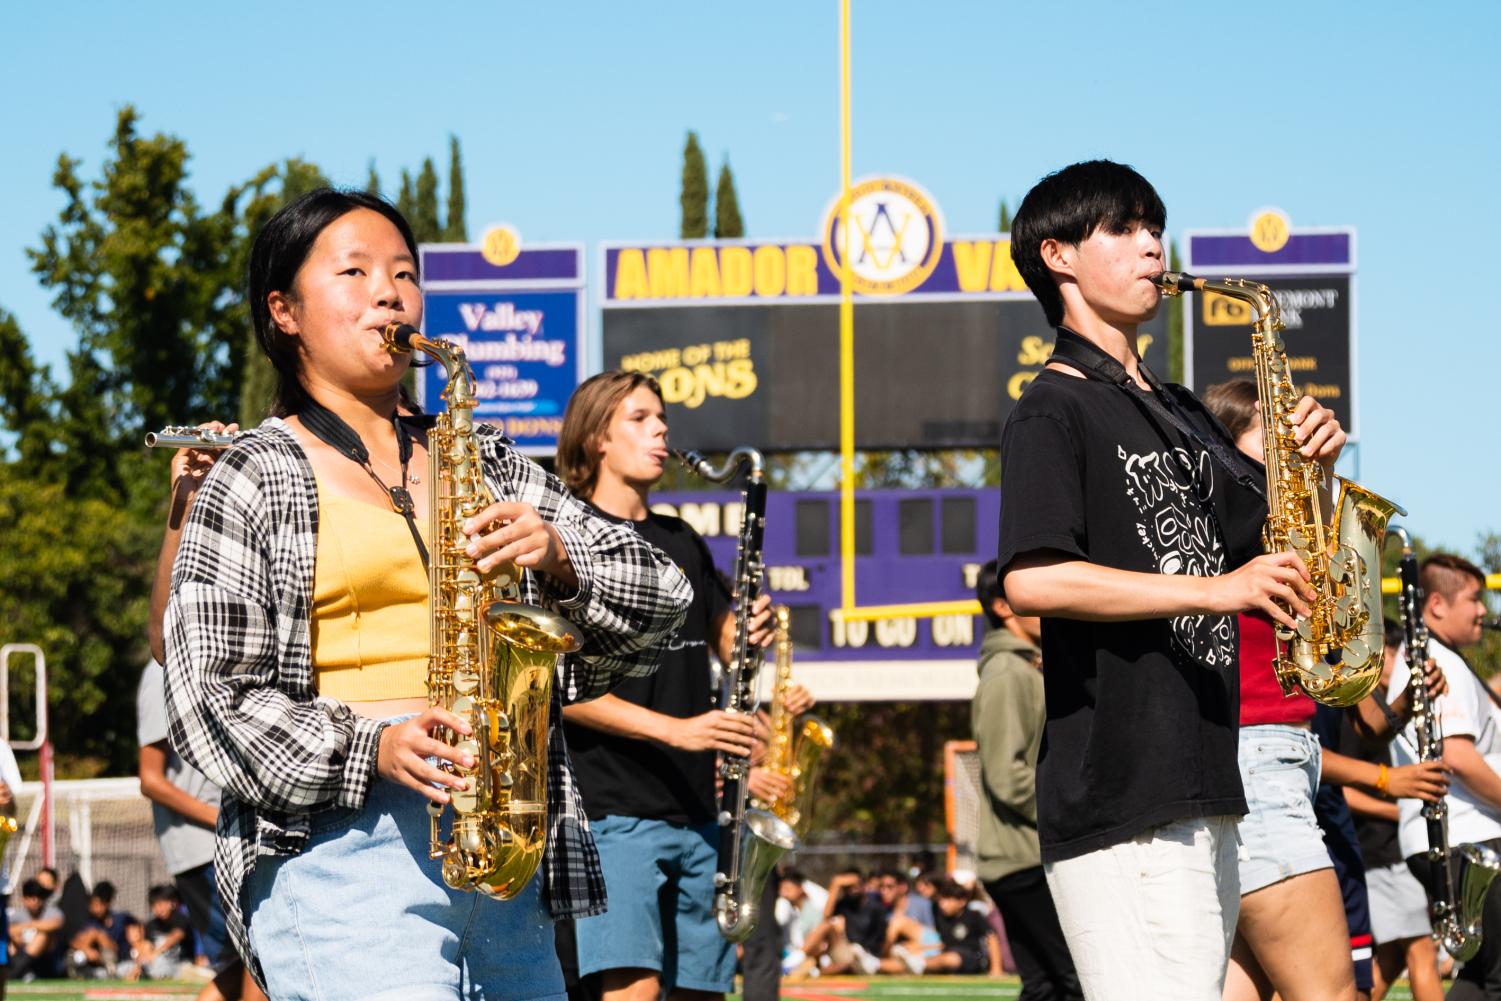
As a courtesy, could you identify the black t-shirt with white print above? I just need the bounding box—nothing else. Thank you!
[997,348,1264,864]
[564,507,733,825]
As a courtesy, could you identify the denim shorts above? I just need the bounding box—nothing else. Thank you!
[244,775,565,1001]
[1236,724,1332,894]
[573,815,735,993]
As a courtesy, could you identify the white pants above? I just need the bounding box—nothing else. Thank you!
[1044,815,1241,1001]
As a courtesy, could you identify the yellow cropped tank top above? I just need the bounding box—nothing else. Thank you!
[311,483,430,701]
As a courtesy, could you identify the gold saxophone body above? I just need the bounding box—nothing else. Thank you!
[382,322,582,898]
[751,606,834,839]
[1154,273,1403,706]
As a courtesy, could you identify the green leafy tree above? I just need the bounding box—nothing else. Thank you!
[26,107,244,499]
[412,157,442,243]
[366,160,381,196]
[443,135,467,242]
[679,131,708,239]
[713,160,744,238]
[232,159,330,427]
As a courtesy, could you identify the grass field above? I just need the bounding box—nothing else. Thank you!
[0,978,1425,1001]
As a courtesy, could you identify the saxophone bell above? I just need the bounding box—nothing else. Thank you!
[1443,843,1501,962]
[715,809,799,942]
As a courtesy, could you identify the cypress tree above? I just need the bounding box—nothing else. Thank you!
[443,135,467,242]
[714,159,744,238]
[413,158,441,243]
[366,160,381,196]
[679,131,708,239]
[1167,241,1184,382]
[396,169,416,226]
[998,199,1011,232]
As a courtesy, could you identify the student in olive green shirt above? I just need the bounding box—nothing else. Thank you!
[972,560,1081,1001]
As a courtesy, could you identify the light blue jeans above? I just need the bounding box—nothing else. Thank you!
[244,775,565,1001]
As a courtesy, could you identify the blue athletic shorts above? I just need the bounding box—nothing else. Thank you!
[574,815,735,993]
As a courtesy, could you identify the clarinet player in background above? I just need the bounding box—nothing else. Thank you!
[1388,552,1501,1000]
[555,371,777,1001]
[162,190,692,1001]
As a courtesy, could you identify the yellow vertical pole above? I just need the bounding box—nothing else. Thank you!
[838,0,856,611]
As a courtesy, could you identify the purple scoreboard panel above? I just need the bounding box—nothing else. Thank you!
[1184,222,1358,437]
[418,242,586,455]
[650,487,995,665]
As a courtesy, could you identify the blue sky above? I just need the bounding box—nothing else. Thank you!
[4,1,1498,553]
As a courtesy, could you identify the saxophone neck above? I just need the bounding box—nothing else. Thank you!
[381,322,476,409]
[1151,271,1282,328]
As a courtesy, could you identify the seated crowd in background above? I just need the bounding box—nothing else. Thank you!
[777,865,1001,980]
[3,870,205,983]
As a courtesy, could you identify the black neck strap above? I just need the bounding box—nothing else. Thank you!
[299,396,430,573]
[1049,327,1265,499]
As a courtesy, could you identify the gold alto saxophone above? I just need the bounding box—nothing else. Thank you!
[382,322,582,898]
[1154,272,1403,706]
[751,606,834,839]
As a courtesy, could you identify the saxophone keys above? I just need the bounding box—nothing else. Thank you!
[1296,617,1316,642]
[1288,528,1308,550]
[453,667,480,695]
[1343,636,1371,664]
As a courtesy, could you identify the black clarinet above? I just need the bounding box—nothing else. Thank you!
[673,446,798,942]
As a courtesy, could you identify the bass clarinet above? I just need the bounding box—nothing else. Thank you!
[675,446,799,942]
[1391,525,1500,961]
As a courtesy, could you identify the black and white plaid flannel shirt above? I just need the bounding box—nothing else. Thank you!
[163,419,691,972]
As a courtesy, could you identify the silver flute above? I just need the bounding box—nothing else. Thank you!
[144,426,235,449]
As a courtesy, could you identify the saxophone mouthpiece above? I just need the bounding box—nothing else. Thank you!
[1151,270,1202,295]
[381,322,422,352]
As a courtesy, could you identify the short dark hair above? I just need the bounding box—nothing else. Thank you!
[148,883,181,906]
[91,881,117,906]
[976,559,1005,629]
[781,869,808,885]
[933,877,970,901]
[556,370,665,499]
[879,869,909,887]
[248,188,420,418]
[1421,553,1486,602]
[1201,379,1260,440]
[1010,160,1167,326]
[21,878,44,898]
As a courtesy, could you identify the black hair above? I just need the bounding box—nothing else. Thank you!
[1010,160,1167,326]
[91,881,117,905]
[781,869,808,885]
[148,883,181,906]
[933,877,970,900]
[976,558,1005,629]
[21,878,44,897]
[1383,617,1404,652]
[879,868,909,886]
[247,187,420,418]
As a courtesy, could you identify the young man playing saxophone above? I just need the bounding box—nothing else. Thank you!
[998,160,1347,999]
[555,372,805,1001]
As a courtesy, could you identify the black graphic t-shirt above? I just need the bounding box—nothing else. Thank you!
[935,907,991,961]
[997,362,1264,863]
[565,508,732,825]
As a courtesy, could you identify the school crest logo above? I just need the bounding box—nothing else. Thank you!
[821,177,944,295]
